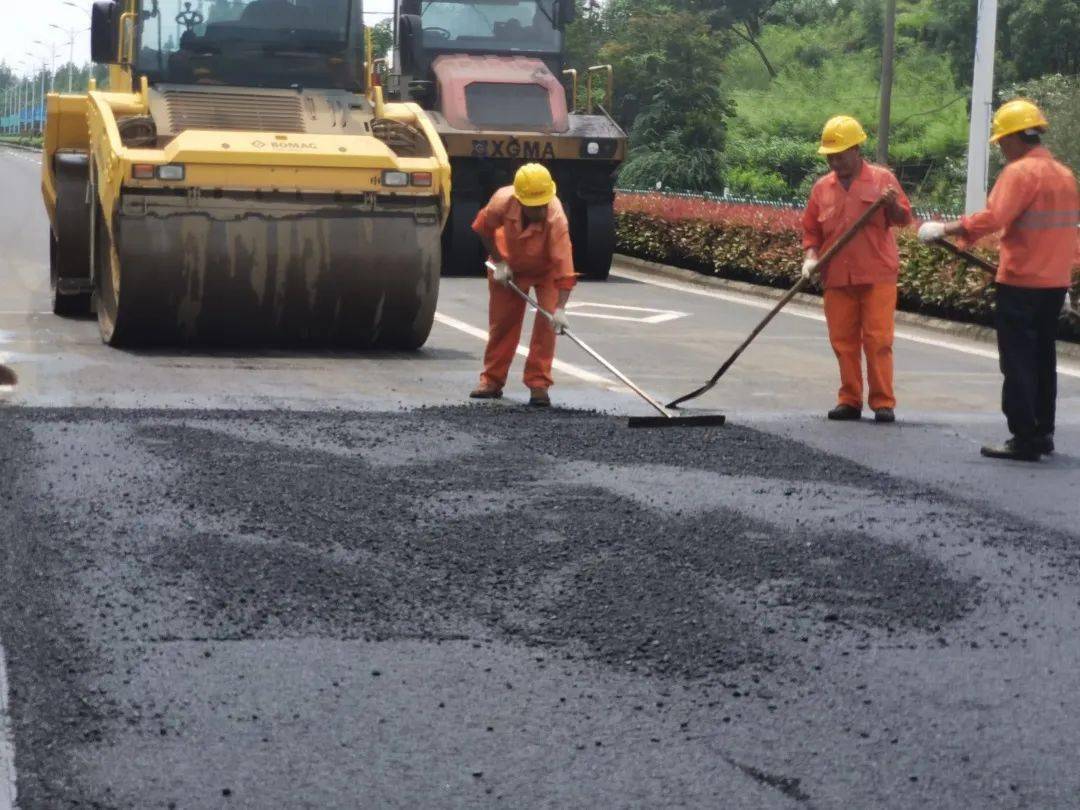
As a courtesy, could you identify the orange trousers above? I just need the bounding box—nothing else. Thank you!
[480,276,559,391]
[823,283,897,410]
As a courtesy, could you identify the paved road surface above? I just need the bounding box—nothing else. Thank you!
[2,145,1079,808]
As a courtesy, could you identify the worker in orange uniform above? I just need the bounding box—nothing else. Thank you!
[469,164,576,407]
[802,115,913,423]
[919,100,1079,461]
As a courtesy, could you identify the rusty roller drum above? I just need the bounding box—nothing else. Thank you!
[94,190,442,349]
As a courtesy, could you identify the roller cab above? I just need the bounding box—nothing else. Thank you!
[42,0,451,348]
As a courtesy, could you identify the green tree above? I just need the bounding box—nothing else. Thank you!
[1006,74,1080,177]
[1006,0,1080,80]
[370,18,394,60]
[602,10,734,190]
[931,0,1080,85]
[692,0,783,77]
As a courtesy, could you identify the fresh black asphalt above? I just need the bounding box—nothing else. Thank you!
[3,406,1077,807]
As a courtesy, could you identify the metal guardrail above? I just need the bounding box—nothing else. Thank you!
[615,187,962,221]
[1,105,46,134]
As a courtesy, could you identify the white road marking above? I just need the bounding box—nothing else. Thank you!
[565,301,689,325]
[613,266,1080,380]
[0,638,16,810]
[433,311,622,391]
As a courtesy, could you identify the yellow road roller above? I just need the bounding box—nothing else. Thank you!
[42,0,451,348]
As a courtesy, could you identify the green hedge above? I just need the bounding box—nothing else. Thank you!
[616,211,1080,341]
[0,135,43,149]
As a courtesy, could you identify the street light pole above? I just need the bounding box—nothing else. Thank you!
[18,59,34,135]
[34,40,59,92]
[965,0,999,214]
[50,24,91,93]
[877,0,897,165]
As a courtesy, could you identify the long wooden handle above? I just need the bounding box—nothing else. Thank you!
[932,238,999,275]
[667,195,889,409]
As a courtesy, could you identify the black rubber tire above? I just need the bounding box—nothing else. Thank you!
[442,195,484,276]
[50,230,91,316]
[51,153,93,316]
[94,200,132,347]
[571,202,615,281]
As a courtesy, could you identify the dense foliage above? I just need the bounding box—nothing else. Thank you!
[615,192,1080,339]
[567,0,1080,206]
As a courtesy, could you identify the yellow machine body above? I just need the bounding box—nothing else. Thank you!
[42,0,451,348]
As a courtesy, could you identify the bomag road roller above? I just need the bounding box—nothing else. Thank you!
[42,0,451,347]
[385,0,626,279]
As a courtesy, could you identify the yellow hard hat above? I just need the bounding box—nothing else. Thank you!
[818,115,868,155]
[513,163,557,207]
[990,98,1049,143]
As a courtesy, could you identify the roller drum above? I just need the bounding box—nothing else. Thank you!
[101,192,442,348]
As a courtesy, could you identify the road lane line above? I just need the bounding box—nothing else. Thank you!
[0,150,41,167]
[613,267,1080,379]
[0,639,16,810]
[565,302,690,324]
[433,311,622,390]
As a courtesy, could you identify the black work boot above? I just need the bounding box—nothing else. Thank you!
[1034,434,1055,455]
[980,438,1042,462]
[827,404,862,421]
[874,408,896,424]
[529,388,551,407]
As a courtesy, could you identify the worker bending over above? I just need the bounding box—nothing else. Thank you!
[469,164,576,407]
[920,100,1080,462]
[802,116,913,423]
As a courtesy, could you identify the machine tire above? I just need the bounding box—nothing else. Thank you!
[50,230,91,316]
[51,153,93,316]
[442,195,484,276]
[94,200,135,347]
[571,202,615,281]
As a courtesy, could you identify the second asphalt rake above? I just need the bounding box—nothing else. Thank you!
[667,193,891,410]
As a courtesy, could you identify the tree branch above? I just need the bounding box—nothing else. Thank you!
[730,22,777,79]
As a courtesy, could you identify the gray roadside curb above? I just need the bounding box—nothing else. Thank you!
[0,142,42,154]
[614,253,1080,363]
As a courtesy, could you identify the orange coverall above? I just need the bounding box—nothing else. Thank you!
[802,162,913,410]
[959,146,1080,441]
[472,186,577,391]
[959,146,1080,288]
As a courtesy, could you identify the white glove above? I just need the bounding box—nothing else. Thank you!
[918,222,947,243]
[801,257,819,280]
[490,261,512,287]
[552,308,569,334]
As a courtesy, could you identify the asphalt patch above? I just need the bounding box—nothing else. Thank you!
[3,405,1055,806]
[119,408,973,677]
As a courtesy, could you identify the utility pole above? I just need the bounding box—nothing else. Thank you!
[965,0,999,214]
[877,0,897,165]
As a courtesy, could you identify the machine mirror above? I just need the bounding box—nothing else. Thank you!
[557,0,576,28]
[398,14,424,73]
[91,1,119,65]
